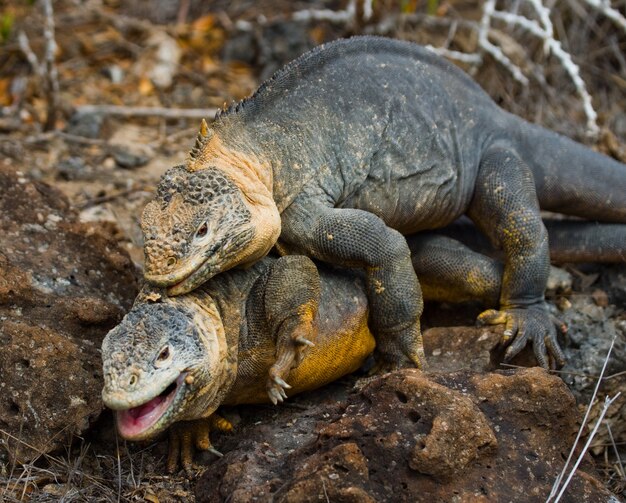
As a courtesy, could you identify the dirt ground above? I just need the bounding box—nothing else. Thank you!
[0,0,625,501]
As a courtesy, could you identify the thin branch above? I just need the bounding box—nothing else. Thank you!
[584,0,626,33]
[17,31,42,78]
[425,45,483,64]
[605,422,625,479]
[547,337,616,501]
[42,0,60,130]
[74,104,219,119]
[293,0,356,23]
[552,393,621,502]
[491,8,599,136]
[363,0,373,21]
[479,0,529,85]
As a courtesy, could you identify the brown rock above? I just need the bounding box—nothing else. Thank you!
[423,325,501,372]
[0,166,137,464]
[196,369,618,502]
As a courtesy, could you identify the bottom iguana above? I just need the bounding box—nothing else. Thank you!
[102,254,375,472]
[102,221,626,471]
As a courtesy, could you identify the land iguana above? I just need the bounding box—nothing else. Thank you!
[102,255,375,472]
[140,36,626,370]
[102,220,626,471]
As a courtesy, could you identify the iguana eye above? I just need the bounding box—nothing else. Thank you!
[155,345,173,367]
[195,222,208,239]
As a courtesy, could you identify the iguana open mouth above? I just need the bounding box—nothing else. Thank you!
[116,374,185,439]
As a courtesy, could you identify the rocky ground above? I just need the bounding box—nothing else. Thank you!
[0,0,625,501]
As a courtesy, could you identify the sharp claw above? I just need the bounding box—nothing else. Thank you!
[268,389,278,405]
[280,387,288,400]
[273,376,292,389]
[268,387,284,404]
[295,336,315,347]
[208,447,224,458]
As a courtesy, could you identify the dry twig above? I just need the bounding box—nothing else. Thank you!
[17,0,60,131]
[74,104,218,120]
[547,337,617,502]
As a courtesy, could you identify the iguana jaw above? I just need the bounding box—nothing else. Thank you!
[145,228,257,296]
[113,373,188,441]
[101,294,237,442]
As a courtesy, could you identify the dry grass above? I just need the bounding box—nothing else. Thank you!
[0,426,193,503]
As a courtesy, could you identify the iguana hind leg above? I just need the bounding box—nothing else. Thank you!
[280,202,426,370]
[167,415,231,473]
[468,146,566,369]
[408,232,502,305]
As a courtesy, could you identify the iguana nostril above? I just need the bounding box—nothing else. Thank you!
[166,257,177,268]
[129,374,138,386]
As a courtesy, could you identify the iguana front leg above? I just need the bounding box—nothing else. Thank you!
[468,146,566,368]
[279,201,426,369]
[258,255,321,404]
[167,415,232,473]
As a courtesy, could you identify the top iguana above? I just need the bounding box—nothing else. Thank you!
[141,36,626,369]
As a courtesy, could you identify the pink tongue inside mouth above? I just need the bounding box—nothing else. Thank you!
[128,395,164,419]
[116,383,179,439]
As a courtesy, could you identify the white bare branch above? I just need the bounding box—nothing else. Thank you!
[425,45,482,64]
[293,0,356,24]
[363,0,373,21]
[17,31,42,78]
[551,393,622,503]
[42,0,60,130]
[74,104,219,119]
[547,337,616,502]
[478,0,529,85]
[584,0,626,33]
[491,6,599,136]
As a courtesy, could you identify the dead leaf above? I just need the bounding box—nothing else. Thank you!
[144,492,160,503]
[0,78,12,106]
[191,14,215,33]
[138,76,154,96]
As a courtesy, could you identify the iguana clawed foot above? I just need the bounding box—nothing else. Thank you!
[266,319,316,405]
[477,303,566,369]
[167,415,232,473]
[375,324,428,372]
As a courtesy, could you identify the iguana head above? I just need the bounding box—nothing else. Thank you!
[142,123,280,296]
[101,292,235,441]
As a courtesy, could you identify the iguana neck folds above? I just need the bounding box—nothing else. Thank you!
[190,132,281,283]
[194,132,274,203]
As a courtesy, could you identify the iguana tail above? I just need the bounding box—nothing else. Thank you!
[425,217,626,263]
[513,119,626,223]
[543,220,626,263]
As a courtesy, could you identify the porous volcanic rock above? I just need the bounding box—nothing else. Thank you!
[0,166,137,464]
[196,368,617,502]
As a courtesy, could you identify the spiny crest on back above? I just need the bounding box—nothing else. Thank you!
[211,39,350,123]
[186,118,213,171]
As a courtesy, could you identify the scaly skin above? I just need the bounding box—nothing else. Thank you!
[141,37,626,369]
[103,221,625,470]
[102,255,374,472]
